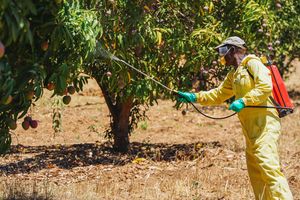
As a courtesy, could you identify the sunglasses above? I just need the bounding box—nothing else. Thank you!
[218,46,233,56]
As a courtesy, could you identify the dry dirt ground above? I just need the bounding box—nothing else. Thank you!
[0,62,300,200]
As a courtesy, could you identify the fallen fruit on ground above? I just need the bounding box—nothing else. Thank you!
[29,120,38,128]
[63,95,71,105]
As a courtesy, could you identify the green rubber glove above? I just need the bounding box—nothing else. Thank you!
[229,99,245,112]
[177,91,197,103]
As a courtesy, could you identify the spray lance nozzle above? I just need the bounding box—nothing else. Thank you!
[96,43,121,62]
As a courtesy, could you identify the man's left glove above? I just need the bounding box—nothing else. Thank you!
[229,98,245,112]
[177,91,197,103]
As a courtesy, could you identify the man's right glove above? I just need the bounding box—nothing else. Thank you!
[177,91,197,103]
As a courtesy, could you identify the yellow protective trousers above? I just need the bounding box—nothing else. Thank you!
[239,110,293,200]
[195,55,293,199]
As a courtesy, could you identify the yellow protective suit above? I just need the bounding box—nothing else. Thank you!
[195,55,293,200]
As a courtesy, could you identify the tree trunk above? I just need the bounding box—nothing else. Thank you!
[96,80,133,152]
[112,98,132,152]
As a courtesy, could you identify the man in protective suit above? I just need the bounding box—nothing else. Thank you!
[177,36,293,200]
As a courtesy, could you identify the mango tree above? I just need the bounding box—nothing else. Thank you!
[0,0,101,153]
[89,0,300,152]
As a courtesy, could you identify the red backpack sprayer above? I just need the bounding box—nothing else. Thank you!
[268,64,294,117]
[99,47,294,119]
[245,56,294,118]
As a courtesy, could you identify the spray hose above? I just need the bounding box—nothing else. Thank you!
[106,51,291,120]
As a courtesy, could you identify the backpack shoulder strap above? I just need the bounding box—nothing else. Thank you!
[243,56,280,108]
[246,68,254,79]
[241,55,261,80]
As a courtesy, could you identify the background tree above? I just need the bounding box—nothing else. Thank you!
[89,0,300,152]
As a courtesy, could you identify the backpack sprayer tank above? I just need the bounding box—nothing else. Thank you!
[261,56,294,118]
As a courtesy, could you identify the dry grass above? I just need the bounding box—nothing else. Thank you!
[0,180,53,200]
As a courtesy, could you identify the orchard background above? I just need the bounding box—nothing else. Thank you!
[0,0,300,199]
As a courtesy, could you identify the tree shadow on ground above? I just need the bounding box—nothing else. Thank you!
[0,141,221,175]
